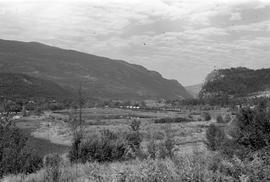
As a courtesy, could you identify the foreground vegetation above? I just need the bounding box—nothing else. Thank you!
[1,100,270,181]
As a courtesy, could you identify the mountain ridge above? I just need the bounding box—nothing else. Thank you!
[0,39,192,100]
[200,67,270,99]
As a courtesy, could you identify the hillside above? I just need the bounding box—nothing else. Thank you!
[0,73,71,100]
[0,39,191,100]
[200,67,270,99]
[185,83,203,98]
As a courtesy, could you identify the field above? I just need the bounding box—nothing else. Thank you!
[15,107,230,157]
[5,104,270,182]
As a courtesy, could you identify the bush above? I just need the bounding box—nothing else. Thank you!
[202,112,211,121]
[130,119,141,131]
[0,124,43,177]
[160,137,174,159]
[68,133,83,163]
[154,117,191,124]
[224,114,231,123]
[216,114,224,123]
[43,153,62,168]
[146,128,175,160]
[126,120,143,158]
[68,130,127,163]
[205,102,270,181]
[152,131,165,140]
[69,120,144,163]
[43,153,62,182]
[147,139,158,159]
[230,108,270,151]
[205,124,225,151]
[126,132,142,154]
[208,152,270,181]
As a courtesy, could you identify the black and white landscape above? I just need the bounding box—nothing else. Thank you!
[0,0,270,181]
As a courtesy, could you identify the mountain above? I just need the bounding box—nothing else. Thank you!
[185,83,203,98]
[0,73,72,100]
[200,67,270,99]
[0,39,192,100]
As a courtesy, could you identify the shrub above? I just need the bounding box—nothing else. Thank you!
[0,124,43,177]
[126,120,143,158]
[205,124,225,151]
[206,102,270,180]
[230,108,270,151]
[43,153,62,168]
[224,114,231,123]
[202,112,211,121]
[43,153,62,182]
[68,133,83,163]
[130,119,141,131]
[216,114,224,123]
[146,128,175,160]
[147,139,158,159]
[126,132,142,154]
[157,137,175,159]
[208,152,270,181]
[174,151,213,182]
[152,131,165,140]
[69,130,127,163]
[154,117,191,124]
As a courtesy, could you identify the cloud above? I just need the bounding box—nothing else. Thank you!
[230,12,242,20]
[0,0,270,85]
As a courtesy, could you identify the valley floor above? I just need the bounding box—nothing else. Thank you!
[15,108,226,157]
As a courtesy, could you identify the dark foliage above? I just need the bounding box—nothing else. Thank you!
[231,107,270,151]
[202,112,211,121]
[43,153,62,182]
[69,120,144,163]
[205,124,225,151]
[0,124,43,177]
[224,114,231,123]
[200,67,270,99]
[125,120,143,157]
[207,102,270,159]
[154,117,191,124]
[130,119,141,131]
[68,133,83,163]
[216,114,224,123]
[69,130,127,163]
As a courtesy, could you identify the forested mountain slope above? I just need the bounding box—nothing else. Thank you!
[0,39,191,100]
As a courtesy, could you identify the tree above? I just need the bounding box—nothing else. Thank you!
[216,114,224,123]
[231,108,270,151]
[0,120,42,177]
[205,124,225,151]
[202,112,211,121]
[126,120,142,155]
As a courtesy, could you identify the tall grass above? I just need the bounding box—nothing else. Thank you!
[3,152,216,182]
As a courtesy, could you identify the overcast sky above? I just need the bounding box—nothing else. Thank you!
[0,0,270,85]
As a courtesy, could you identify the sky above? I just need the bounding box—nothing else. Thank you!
[0,0,270,86]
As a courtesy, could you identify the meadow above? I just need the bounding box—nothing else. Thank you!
[14,107,229,157]
[3,104,270,182]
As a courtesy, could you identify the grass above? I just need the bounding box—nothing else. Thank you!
[14,108,220,158]
[20,128,70,157]
[4,107,270,181]
[3,150,215,182]
[15,116,70,157]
